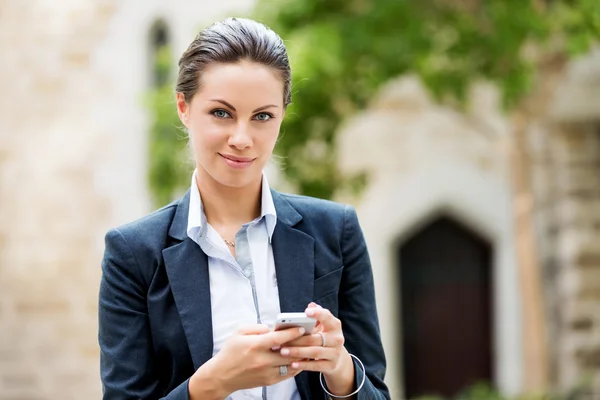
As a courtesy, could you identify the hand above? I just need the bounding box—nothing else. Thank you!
[279,303,356,396]
[191,324,307,398]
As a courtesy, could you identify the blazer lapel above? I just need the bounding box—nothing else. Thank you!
[163,191,213,370]
[271,191,315,400]
[271,191,315,313]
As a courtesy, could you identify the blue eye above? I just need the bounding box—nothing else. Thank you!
[212,109,231,119]
[254,113,272,121]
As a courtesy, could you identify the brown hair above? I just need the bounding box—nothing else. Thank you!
[176,17,292,106]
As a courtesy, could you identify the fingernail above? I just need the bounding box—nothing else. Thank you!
[280,348,290,356]
[298,327,305,335]
[271,346,280,351]
[305,309,315,316]
[291,362,300,368]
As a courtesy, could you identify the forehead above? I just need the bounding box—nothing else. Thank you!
[194,60,285,106]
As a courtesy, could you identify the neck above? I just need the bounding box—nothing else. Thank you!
[195,172,262,227]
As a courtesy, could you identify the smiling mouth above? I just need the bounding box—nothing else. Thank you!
[219,153,256,169]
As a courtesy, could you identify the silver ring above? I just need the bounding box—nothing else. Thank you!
[279,365,288,377]
[317,331,327,347]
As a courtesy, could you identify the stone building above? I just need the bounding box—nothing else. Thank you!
[337,77,520,399]
[525,49,600,395]
[336,50,600,399]
[0,1,254,398]
[0,0,598,399]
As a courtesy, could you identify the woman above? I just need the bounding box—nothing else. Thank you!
[99,17,389,400]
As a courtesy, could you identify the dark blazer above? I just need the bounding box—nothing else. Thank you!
[99,190,390,399]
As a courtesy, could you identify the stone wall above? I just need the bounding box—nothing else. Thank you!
[0,1,254,398]
[527,49,600,394]
[531,125,600,393]
[0,3,119,398]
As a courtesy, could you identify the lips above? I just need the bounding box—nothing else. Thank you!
[219,153,256,169]
[220,154,255,162]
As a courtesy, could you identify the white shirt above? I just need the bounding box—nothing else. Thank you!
[187,170,300,400]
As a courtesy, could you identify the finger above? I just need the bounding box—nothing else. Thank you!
[263,350,307,367]
[289,359,332,373]
[280,345,336,361]
[312,320,322,333]
[237,324,270,335]
[305,304,323,332]
[307,303,320,333]
[261,326,306,348]
[280,334,315,347]
[282,331,338,348]
[272,365,302,382]
[273,328,317,350]
[304,307,341,332]
[263,351,302,368]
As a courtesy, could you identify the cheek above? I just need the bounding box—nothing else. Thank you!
[189,118,225,151]
[258,123,281,150]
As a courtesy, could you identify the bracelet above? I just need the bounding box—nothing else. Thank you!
[319,353,366,399]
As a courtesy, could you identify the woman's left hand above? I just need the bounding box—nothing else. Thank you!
[279,302,356,396]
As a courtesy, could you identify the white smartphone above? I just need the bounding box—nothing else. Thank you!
[274,312,317,334]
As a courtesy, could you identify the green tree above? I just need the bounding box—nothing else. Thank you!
[254,0,599,199]
[147,0,599,206]
[146,46,192,207]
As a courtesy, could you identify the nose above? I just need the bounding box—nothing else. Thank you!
[227,123,252,150]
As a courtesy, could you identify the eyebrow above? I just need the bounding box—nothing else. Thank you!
[210,99,278,113]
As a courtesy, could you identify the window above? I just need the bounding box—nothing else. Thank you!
[149,20,171,87]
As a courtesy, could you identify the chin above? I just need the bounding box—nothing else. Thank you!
[209,168,262,189]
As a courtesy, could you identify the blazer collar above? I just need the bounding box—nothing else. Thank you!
[168,189,303,241]
[271,190,303,227]
[168,190,191,241]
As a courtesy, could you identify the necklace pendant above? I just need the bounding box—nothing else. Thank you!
[223,239,235,248]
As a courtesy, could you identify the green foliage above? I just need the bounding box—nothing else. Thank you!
[146,46,193,207]
[252,0,599,199]
[146,0,599,205]
[550,0,600,55]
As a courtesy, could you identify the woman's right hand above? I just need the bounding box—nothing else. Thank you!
[189,324,307,399]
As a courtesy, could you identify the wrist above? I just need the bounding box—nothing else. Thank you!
[324,350,355,396]
[189,358,229,400]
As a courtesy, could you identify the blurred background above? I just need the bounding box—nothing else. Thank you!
[1,0,599,399]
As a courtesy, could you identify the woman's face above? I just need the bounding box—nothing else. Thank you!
[177,60,285,189]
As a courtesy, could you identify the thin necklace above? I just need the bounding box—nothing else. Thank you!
[223,238,235,248]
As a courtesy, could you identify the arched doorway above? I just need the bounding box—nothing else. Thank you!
[399,216,494,399]
[148,19,171,87]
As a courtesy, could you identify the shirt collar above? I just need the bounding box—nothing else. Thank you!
[187,170,277,243]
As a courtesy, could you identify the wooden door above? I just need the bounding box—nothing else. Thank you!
[399,217,493,399]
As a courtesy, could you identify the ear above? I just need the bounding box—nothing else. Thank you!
[176,92,189,128]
